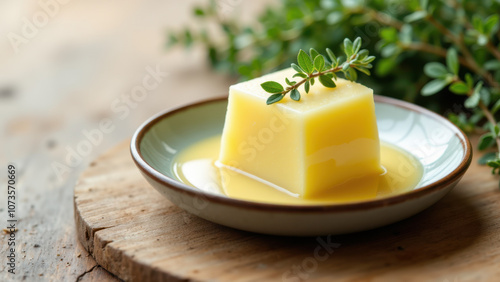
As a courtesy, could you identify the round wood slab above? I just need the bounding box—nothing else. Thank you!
[74,140,499,281]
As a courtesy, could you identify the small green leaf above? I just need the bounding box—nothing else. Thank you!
[304,80,310,93]
[266,93,284,105]
[285,77,296,86]
[326,48,337,65]
[484,15,499,35]
[420,0,429,10]
[399,24,412,44]
[290,89,300,101]
[355,66,371,76]
[449,82,469,94]
[363,56,375,63]
[313,55,325,72]
[424,62,448,78]
[381,44,398,58]
[319,74,337,88]
[478,132,495,150]
[375,58,397,76]
[297,49,314,74]
[343,38,354,57]
[261,81,284,93]
[405,11,427,23]
[291,63,304,73]
[484,60,500,71]
[293,72,307,78]
[357,49,369,61]
[446,48,459,75]
[194,7,205,16]
[380,27,398,43]
[465,73,474,88]
[345,68,358,81]
[352,37,362,54]
[309,48,320,61]
[421,79,449,96]
[310,77,315,85]
[342,62,350,71]
[481,88,491,106]
[465,91,481,108]
[491,99,500,114]
[479,152,497,165]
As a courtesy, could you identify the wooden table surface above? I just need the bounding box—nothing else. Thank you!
[1,1,499,281]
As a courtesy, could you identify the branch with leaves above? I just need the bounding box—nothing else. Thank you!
[261,38,374,105]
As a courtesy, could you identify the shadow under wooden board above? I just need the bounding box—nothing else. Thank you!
[74,139,500,282]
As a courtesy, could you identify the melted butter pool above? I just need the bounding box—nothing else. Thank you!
[173,136,422,205]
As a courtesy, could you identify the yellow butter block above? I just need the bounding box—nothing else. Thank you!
[218,68,383,198]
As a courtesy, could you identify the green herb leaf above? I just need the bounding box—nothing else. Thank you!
[420,0,429,10]
[465,81,484,108]
[421,79,449,96]
[424,62,448,78]
[343,38,353,57]
[309,48,320,61]
[194,7,205,16]
[491,99,500,114]
[449,81,469,94]
[261,81,284,93]
[304,80,310,93]
[352,37,362,54]
[380,27,398,43]
[355,66,371,76]
[319,74,337,88]
[446,48,459,75]
[313,55,325,72]
[479,152,497,165]
[465,91,481,108]
[478,132,495,150]
[290,89,300,101]
[484,15,499,35]
[345,68,358,81]
[399,24,413,44]
[293,72,307,78]
[266,93,283,105]
[297,49,314,74]
[465,73,474,88]
[325,48,337,65]
[405,11,427,23]
[291,63,304,73]
[285,77,296,86]
[357,49,369,61]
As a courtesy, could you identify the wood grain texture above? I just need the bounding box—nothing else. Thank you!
[74,137,500,282]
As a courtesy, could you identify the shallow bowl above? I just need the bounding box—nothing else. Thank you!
[130,95,472,236]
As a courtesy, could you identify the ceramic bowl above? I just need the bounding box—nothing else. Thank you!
[130,95,472,236]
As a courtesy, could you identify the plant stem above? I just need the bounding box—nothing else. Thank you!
[426,14,500,89]
[486,41,500,62]
[279,63,351,96]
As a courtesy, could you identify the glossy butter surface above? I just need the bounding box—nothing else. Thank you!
[219,68,382,198]
[174,136,422,205]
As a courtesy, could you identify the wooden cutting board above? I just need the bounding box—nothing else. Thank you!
[74,139,500,282]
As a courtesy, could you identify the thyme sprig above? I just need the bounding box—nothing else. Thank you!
[260,37,374,105]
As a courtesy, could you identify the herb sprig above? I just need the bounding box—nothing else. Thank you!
[260,37,374,105]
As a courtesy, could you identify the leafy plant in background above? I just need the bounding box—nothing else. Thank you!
[168,0,500,184]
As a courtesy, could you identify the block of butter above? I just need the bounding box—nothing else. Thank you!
[218,68,383,198]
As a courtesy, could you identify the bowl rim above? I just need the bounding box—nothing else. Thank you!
[130,95,472,213]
